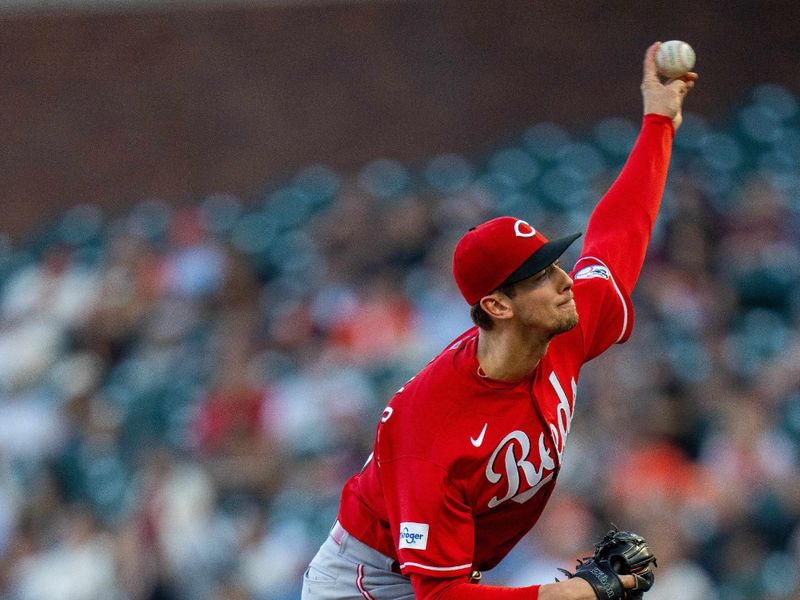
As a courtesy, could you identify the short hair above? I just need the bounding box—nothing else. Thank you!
[469,281,518,330]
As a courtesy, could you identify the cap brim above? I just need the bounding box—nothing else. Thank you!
[501,232,582,287]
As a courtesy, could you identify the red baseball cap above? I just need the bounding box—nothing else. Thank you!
[452,216,581,305]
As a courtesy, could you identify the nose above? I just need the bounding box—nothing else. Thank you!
[558,267,574,292]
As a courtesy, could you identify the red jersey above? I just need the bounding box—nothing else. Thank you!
[339,256,632,577]
[336,114,675,592]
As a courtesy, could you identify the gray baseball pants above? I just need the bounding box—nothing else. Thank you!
[301,521,415,600]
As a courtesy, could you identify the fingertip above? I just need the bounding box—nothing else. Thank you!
[670,72,698,85]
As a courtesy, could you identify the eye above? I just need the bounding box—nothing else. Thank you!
[531,262,560,285]
[545,262,562,278]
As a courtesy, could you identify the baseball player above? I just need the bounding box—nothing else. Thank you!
[302,42,697,600]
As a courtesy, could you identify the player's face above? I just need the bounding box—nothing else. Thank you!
[507,261,578,336]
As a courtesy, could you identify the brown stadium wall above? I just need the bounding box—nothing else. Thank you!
[2,0,800,240]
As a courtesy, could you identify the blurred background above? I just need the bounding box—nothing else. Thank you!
[2,1,800,599]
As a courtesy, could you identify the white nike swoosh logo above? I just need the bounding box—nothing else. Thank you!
[470,423,488,447]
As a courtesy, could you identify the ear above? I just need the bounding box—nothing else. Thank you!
[479,292,514,322]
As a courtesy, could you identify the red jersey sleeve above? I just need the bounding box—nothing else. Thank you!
[379,456,475,578]
[570,256,634,362]
[579,114,674,294]
[411,573,540,599]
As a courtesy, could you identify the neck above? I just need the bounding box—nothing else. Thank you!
[476,326,550,380]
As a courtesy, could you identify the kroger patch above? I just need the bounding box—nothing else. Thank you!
[399,522,429,550]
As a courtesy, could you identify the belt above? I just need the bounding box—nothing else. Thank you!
[329,521,481,583]
[330,520,347,545]
[330,521,403,574]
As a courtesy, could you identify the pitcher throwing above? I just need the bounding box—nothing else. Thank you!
[302,42,697,600]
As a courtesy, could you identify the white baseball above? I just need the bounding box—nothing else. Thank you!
[655,40,696,79]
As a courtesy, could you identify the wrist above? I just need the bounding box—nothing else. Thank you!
[643,113,676,136]
[538,577,596,600]
[643,113,673,124]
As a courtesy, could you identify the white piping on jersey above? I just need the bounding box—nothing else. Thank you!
[448,338,468,351]
[399,561,472,572]
[574,256,628,343]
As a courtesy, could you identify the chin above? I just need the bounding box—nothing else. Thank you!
[556,311,579,334]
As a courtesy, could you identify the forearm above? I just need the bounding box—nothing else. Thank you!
[579,113,674,292]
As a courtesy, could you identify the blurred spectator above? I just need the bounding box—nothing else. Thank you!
[9,507,117,600]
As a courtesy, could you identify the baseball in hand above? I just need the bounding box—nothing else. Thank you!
[655,40,696,78]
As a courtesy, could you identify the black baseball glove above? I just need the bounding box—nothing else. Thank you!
[558,527,657,600]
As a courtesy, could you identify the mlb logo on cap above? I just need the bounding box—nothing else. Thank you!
[452,217,581,305]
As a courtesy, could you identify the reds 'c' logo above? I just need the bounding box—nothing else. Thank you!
[514,220,537,238]
[485,371,576,508]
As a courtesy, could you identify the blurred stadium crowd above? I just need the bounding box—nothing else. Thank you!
[1,83,799,600]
